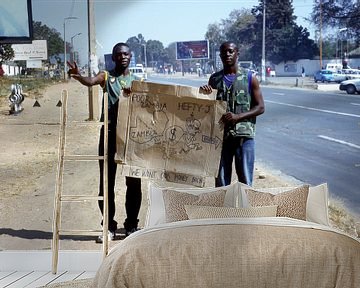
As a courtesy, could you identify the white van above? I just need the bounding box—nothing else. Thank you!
[129,65,147,80]
[326,63,343,72]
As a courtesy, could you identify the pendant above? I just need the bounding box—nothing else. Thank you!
[120,80,127,88]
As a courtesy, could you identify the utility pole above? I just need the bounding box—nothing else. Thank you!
[319,0,323,69]
[261,0,266,83]
[71,32,81,62]
[142,43,147,68]
[87,0,99,120]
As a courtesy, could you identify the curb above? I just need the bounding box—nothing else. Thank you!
[148,72,340,93]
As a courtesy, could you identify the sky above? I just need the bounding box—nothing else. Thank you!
[31,0,316,66]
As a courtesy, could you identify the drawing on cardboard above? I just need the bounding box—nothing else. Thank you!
[116,81,226,187]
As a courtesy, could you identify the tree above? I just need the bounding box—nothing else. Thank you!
[32,21,63,57]
[225,9,256,60]
[126,36,143,64]
[146,40,164,68]
[251,0,317,64]
[205,23,225,66]
[205,23,225,50]
[321,35,338,59]
[347,5,360,44]
[205,9,255,61]
[311,0,356,29]
[163,43,173,65]
[311,0,360,45]
[0,44,15,64]
[126,35,169,68]
[204,0,318,65]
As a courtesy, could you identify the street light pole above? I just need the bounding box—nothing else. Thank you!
[319,0,323,69]
[71,32,82,63]
[142,43,147,68]
[339,28,347,62]
[261,0,266,82]
[63,16,78,79]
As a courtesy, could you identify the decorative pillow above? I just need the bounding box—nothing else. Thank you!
[184,205,278,220]
[145,181,239,227]
[305,183,329,226]
[245,185,310,220]
[162,189,226,223]
[239,183,330,226]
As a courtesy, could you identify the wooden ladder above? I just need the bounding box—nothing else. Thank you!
[51,89,109,274]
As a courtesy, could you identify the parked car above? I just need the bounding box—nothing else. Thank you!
[342,68,360,80]
[339,79,360,94]
[333,70,348,83]
[314,70,335,83]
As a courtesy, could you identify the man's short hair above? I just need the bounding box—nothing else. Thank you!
[220,42,238,52]
[112,42,130,55]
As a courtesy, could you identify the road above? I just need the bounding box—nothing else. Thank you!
[257,86,360,215]
[148,73,360,215]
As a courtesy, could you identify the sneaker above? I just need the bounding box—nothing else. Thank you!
[96,230,116,243]
[125,228,139,237]
[125,228,140,237]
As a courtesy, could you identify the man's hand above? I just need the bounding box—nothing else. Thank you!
[123,87,131,97]
[67,61,80,78]
[220,112,240,126]
[200,85,213,94]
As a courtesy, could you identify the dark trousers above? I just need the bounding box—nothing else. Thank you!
[98,125,142,232]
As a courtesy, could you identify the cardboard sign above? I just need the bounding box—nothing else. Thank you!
[115,81,226,187]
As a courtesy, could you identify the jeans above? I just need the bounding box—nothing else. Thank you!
[98,125,142,232]
[215,137,255,187]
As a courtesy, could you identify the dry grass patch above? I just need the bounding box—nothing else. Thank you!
[329,197,359,238]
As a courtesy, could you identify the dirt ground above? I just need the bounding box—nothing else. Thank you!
[0,79,347,252]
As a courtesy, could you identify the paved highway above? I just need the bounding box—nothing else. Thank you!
[148,73,360,215]
[257,86,360,215]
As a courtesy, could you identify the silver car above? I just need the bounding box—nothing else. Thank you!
[339,79,360,94]
[333,71,348,83]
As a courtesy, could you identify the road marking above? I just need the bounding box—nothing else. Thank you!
[318,135,360,150]
[350,103,360,106]
[266,100,360,118]
[272,92,285,96]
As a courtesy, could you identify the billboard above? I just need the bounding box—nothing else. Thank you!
[12,40,47,61]
[0,0,33,44]
[176,40,209,60]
